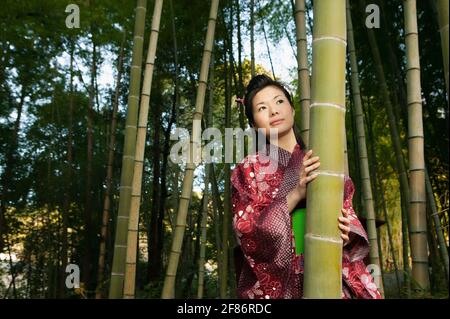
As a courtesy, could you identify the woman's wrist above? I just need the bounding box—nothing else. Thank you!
[287,188,302,212]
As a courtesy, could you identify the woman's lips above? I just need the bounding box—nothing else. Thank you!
[270,119,284,126]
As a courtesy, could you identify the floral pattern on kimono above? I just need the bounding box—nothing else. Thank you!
[231,143,382,299]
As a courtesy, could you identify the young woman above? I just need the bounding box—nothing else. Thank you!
[231,75,381,299]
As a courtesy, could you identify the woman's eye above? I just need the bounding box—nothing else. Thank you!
[258,106,266,112]
[276,99,284,104]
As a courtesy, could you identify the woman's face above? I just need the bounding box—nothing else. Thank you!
[252,85,295,141]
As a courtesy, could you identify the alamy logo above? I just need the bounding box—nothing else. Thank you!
[65,264,80,289]
[365,4,380,29]
[65,4,80,29]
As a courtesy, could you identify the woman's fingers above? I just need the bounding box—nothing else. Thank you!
[303,156,320,167]
[303,149,313,161]
[306,173,318,183]
[305,161,320,173]
[341,233,349,244]
[339,223,350,234]
[338,216,350,226]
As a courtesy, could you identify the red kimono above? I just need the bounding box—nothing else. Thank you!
[231,143,382,299]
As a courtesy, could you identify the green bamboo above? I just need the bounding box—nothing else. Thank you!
[425,168,449,282]
[363,0,412,296]
[403,0,430,292]
[109,0,147,299]
[304,0,346,299]
[123,0,163,299]
[346,0,384,297]
[96,31,126,299]
[250,0,255,77]
[294,0,311,148]
[161,0,219,298]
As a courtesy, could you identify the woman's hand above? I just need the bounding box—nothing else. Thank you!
[339,208,351,246]
[294,149,320,201]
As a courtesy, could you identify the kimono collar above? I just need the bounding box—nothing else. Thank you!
[260,143,301,168]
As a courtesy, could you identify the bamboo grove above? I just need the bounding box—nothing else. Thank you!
[0,0,448,299]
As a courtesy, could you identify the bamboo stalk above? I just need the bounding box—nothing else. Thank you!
[403,0,430,292]
[161,0,219,298]
[123,0,163,299]
[250,0,255,77]
[294,0,311,148]
[363,0,412,296]
[303,0,347,298]
[109,0,147,299]
[346,0,384,297]
[425,168,449,282]
[96,31,126,299]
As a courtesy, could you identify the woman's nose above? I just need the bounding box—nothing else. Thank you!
[270,107,279,116]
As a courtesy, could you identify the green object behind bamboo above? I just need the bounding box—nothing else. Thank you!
[292,208,306,255]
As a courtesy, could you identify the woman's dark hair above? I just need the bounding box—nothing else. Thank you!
[244,74,306,150]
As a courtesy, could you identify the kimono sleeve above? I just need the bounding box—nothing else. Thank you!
[342,175,370,262]
[231,160,293,299]
[342,175,382,299]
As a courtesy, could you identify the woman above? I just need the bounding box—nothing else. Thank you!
[231,75,381,299]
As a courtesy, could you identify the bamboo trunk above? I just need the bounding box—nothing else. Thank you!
[83,28,97,297]
[123,0,163,299]
[220,52,232,299]
[96,31,126,299]
[425,168,449,282]
[60,42,75,299]
[210,163,223,296]
[363,0,412,295]
[346,0,384,297]
[366,97,402,294]
[161,0,219,298]
[250,0,255,77]
[197,169,209,299]
[436,0,449,99]
[235,0,246,133]
[294,0,311,147]
[403,0,430,292]
[303,0,347,299]
[262,22,276,78]
[109,0,147,299]
[197,61,215,298]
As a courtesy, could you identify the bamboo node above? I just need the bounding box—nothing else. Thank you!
[310,102,346,112]
[313,36,347,46]
[305,233,342,244]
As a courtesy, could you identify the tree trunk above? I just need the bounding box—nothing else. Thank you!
[161,0,219,298]
[95,31,126,299]
[262,22,276,78]
[303,0,346,298]
[362,0,412,296]
[425,168,449,282]
[235,0,246,132]
[198,51,215,299]
[403,0,430,292]
[153,0,180,287]
[250,0,256,77]
[366,92,402,296]
[220,50,232,299]
[294,0,311,147]
[109,0,147,299]
[123,0,163,298]
[60,41,75,299]
[346,0,384,296]
[83,26,97,296]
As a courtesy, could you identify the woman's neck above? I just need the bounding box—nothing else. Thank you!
[270,128,297,153]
